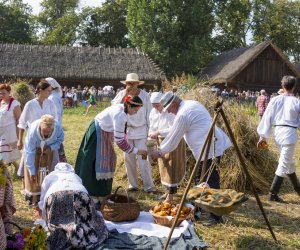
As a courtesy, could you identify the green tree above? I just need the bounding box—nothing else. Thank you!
[36,0,82,45]
[212,0,252,53]
[252,0,300,62]
[0,0,34,43]
[127,0,214,76]
[80,0,129,47]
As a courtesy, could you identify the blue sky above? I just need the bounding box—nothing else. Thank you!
[23,0,104,14]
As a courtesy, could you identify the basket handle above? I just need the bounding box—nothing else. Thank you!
[113,186,130,203]
[4,221,23,231]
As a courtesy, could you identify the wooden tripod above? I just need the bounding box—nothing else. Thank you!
[163,99,277,250]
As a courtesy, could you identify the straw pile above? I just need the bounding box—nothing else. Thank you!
[182,88,278,193]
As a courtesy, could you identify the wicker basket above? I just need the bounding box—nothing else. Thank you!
[101,186,140,222]
[149,204,194,228]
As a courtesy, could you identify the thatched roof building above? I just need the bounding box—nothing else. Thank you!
[199,41,300,93]
[0,43,165,88]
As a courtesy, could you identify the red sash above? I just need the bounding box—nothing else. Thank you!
[0,97,14,111]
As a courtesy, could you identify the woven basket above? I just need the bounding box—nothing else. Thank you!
[101,186,140,222]
[149,204,194,228]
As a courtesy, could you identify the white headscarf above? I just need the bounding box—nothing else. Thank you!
[150,92,163,104]
[46,77,63,97]
[54,162,75,173]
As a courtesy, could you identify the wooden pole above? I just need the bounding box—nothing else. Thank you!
[219,105,277,242]
[163,113,219,250]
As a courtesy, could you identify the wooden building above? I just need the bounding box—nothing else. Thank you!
[0,43,165,89]
[199,41,300,93]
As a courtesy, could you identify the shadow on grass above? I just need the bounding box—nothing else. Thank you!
[228,198,300,235]
[235,235,284,250]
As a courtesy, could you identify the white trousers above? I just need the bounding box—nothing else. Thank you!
[275,143,296,177]
[125,138,156,191]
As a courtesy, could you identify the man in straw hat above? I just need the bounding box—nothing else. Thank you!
[257,75,300,202]
[256,89,269,121]
[151,92,231,225]
[111,73,157,194]
[148,92,186,202]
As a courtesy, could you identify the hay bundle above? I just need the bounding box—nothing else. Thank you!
[183,88,278,193]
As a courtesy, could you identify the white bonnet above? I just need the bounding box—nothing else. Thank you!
[150,92,163,104]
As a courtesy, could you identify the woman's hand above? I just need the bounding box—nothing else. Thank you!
[30,175,37,182]
[17,140,23,150]
[137,149,148,160]
[149,131,159,139]
[257,137,267,148]
[43,146,52,155]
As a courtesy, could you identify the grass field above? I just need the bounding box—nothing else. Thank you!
[10,102,300,250]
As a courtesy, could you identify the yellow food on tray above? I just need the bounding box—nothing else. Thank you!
[151,202,191,218]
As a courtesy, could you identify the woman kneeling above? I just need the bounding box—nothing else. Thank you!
[38,162,109,250]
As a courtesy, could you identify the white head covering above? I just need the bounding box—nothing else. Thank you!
[46,77,63,97]
[54,162,75,173]
[160,91,175,111]
[150,92,163,103]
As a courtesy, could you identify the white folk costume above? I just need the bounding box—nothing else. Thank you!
[0,98,21,163]
[112,90,156,192]
[39,163,108,250]
[18,98,58,130]
[159,98,231,221]
[75,104,141,198]
[46,77,67,162]
[160,100,231,161]
[46,77,63,124]
[17,98,58,177]
[149,107,186,189]
[23,119,64,200]
[257,94,300,177]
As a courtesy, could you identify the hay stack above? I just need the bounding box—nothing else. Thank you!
[183,88,278,193]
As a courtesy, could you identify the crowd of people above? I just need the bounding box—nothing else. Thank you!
[0,73,300,249]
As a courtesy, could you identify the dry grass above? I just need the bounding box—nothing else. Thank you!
[10,101,300,249]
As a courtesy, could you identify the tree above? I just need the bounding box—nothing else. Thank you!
[36,0,82,45]
[0,0,34,43]
[212,0,252,54]
[80,0,129,47]
[252,0,300,62]
[127,0,214,76]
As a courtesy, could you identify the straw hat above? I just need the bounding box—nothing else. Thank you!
[160,91,175,111]
[120,73,144,85]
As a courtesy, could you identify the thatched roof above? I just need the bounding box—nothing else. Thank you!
[0,43,165,85]
[200,41,300,85]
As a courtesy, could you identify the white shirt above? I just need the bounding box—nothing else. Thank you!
[257,94,300,145]
[38,163,88,219]
[160,100,231,160]
[18,98,58,129]
[49,92,63,124]
[149,108,175,137]
[0,99,20,127]
[95,104,138,154]
[111,89,152,139]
